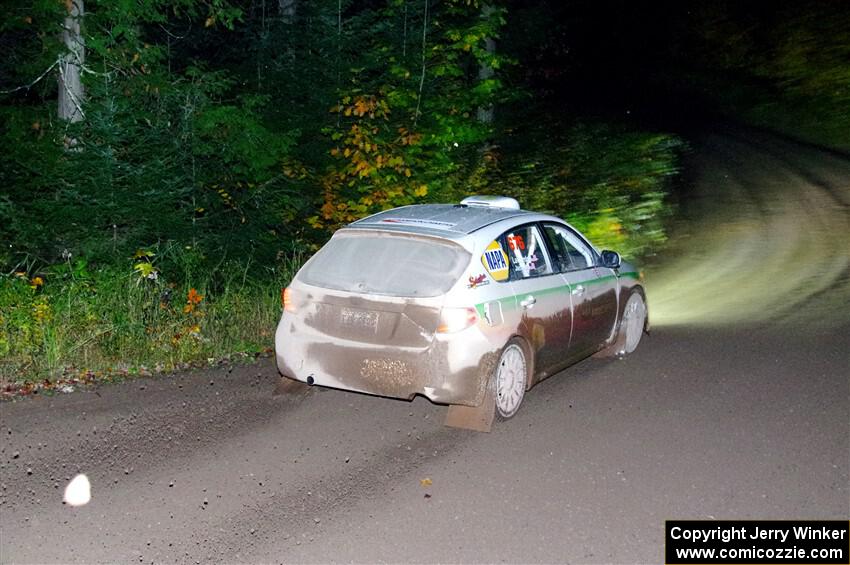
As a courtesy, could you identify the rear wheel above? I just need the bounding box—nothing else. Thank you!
[494,340,528,419]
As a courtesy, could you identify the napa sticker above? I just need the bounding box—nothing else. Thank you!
[481,240,509,281]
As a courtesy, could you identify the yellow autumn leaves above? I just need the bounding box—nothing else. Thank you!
[330,95,390,119]
[314,95,429,230]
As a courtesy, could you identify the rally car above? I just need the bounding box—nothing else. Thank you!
[275,195,647,430]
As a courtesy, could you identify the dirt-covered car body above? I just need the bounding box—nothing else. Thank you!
[275,196,646,413]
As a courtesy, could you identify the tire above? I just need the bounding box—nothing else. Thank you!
[494,339,529,419]
[603,290,647,358]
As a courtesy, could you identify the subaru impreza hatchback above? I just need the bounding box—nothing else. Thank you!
[275,196,647,429]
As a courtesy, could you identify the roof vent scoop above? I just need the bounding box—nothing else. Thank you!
[460,195,520,210]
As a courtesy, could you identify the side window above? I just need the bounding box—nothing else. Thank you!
[503,225,554,280]
[543,224,595,272]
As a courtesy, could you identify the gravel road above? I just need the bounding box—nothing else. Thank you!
[1,128,848,564]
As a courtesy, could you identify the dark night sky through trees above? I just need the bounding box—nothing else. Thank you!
[506,1,849,132]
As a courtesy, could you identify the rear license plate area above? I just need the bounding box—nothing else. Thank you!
[339,307,379,334]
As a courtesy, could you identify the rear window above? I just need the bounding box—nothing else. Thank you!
[297,231,470,297]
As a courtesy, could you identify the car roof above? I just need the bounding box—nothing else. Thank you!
[347,204,535,238]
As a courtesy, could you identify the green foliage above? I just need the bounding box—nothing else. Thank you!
[1,1,304,269]
[314,0,510,229]
[461,119,684,259]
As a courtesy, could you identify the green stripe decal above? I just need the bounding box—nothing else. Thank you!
[474,271,640,315]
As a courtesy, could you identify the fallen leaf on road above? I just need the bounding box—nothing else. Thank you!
[419,478,432,487]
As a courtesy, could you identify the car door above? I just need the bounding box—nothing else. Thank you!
[501,224,574,378]
[542,223,618,356]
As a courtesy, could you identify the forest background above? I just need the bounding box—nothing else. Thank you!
[1,0,846,385]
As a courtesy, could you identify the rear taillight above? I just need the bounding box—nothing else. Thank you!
[437,307,478,333]
[282,287,297,313]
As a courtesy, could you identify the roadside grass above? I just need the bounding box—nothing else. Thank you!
[1,250,303,388]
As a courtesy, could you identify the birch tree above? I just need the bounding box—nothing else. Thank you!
[58,0,85,123]
[476,3,496,124]
[279,0,296,22]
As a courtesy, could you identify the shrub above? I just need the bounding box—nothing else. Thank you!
[0,248,303,384]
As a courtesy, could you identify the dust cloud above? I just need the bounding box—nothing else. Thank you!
[646,132,850,330]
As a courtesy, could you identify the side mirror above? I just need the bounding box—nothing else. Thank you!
[600,250,621,269]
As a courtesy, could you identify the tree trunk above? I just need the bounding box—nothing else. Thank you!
[58,0,85,123]
[476,4,495,124]
[279,0,296,23]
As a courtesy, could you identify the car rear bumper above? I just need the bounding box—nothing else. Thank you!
[275,315,498,406]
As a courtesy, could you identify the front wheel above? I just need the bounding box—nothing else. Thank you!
[599,291,647,358]
[621,292,648,354]
[494,340,529,419]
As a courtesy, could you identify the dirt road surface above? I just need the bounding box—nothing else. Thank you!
[1,128,848,563]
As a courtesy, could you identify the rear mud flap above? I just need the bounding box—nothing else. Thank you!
[443,381,496,432]
[273,376,312,397]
